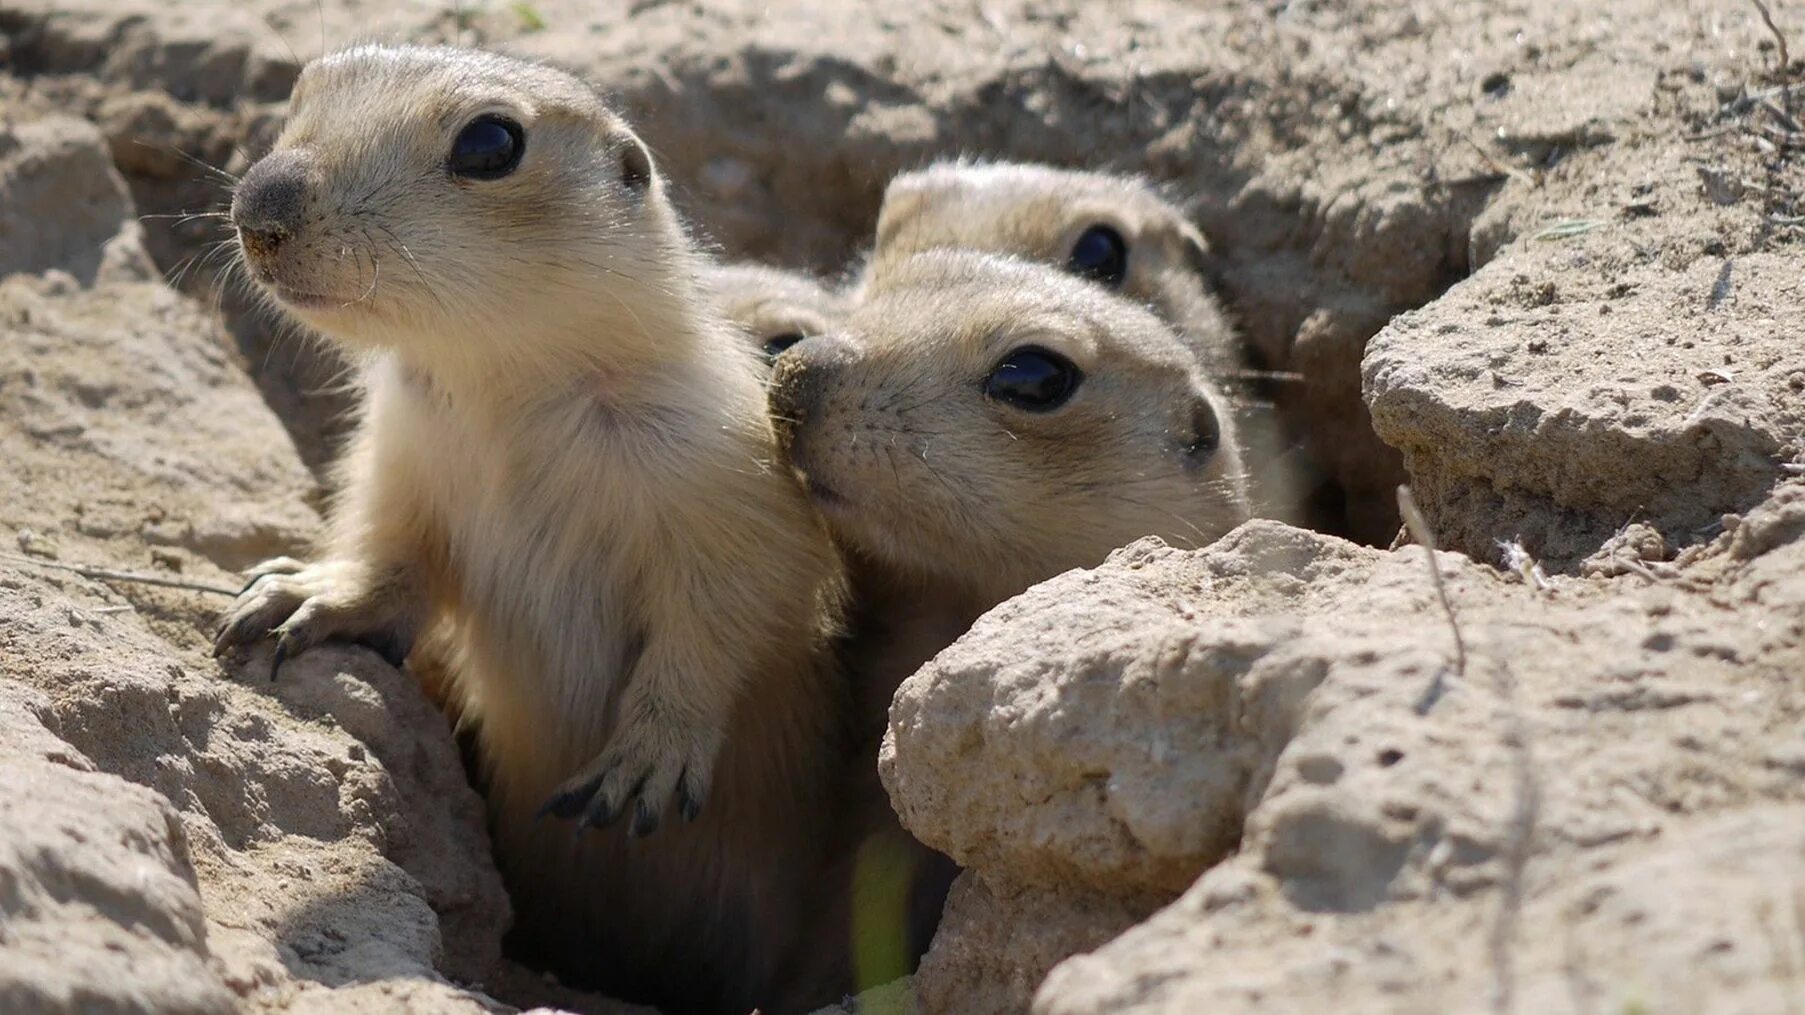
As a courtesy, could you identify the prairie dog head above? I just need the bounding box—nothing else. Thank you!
[769,250,1249,605]
[231,45,682,374]
[865,160,1237,374]
[703,262,845,364]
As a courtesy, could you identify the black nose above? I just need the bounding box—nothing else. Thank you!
[767,335,855,455]
[231,148,312,255]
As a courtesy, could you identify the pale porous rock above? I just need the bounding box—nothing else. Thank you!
[887,487,1805,1012]
[0,681,231,1015]
[1366,143,1805,570]
[0,116,155,285]
[1018,485,1801,1013]
[881,525,1361,899]
[912,876,1148,1015]
[0,119,510,1012]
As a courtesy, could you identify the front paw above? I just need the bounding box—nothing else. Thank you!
[212,558,414,679]
[539,719,722,838]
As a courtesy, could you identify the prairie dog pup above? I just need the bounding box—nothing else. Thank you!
[864,160,1240,378]
[867,159,1300,523]
[774,250,1250,614]
[770,250,1252,976]
[212,45,846,1012]
[703,261,845,362]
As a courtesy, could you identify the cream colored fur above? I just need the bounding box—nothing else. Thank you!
[702,261,845,361]
[214,44,850,1014]
[865,159,1301,524]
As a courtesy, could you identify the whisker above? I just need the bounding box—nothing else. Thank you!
[133,141,240,187]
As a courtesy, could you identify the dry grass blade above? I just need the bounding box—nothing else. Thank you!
[1489,661,1541,1015]
[1397,485,1468,683]
[0,550,239,596]
[1752,0,1792,75]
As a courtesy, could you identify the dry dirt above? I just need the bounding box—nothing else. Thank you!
[1,1,1801,1013]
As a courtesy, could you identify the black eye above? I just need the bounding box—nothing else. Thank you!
[1186,398,1221,462]
[763,333,806,360]
[1067,224,1128,286]
[983,346,1082,412]
[449,115,524,180]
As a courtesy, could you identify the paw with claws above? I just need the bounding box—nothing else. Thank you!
[539,715,723,838]
[212,557,418,679]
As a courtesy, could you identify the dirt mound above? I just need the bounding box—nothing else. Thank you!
[2,1,1801,1013]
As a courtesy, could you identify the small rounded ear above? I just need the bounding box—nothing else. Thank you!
[620,136,652,189]
[872,174,931,250]
[1178,221,1213,276]
[1176,219,1235,300]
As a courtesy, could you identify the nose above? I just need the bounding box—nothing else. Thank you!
[231,148,312,257]
[767,334,856,455]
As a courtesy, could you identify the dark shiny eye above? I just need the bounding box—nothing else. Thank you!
[448,115,524,180]
[763,332,806,360]
[1067,224,1128,286]
[983,346,1082,411]
[1186,398,1221,461]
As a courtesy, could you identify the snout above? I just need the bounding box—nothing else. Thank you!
[767,334,858,457]
[231,148,314,264]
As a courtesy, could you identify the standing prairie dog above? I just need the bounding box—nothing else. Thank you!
[703,261,845,362]
[211,44,849,1013]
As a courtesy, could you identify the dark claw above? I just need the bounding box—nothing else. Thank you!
[579,774,644,834]
[373,632,411,669]
[269,638,290,682]
[628,798,660,838]
[238,572,271,596]
[580,790,627,832]
[678,775,703,823]
[537,773,603,821]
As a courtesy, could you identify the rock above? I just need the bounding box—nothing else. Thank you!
[914,876,1147,1015]
[881,526,1355,899]
[0,120,511,1012]
[1366,191,1805,569]
[1040,805,1805,1015]
[0,117,155,284]
[880,482,1805,1011]
[3,1,1803,1011]
[0,682,233,1015]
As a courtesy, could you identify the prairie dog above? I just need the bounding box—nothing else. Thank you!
[866,159,1300,523]
[775,250,1251,616]
[703,261,845,362]
[211,45,848,1013]
[864,160,1239,378]
[770,250,1253,976]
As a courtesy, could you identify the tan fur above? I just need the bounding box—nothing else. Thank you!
[865,160,1236,374]
[213,45,851,1013]
[703,261,845,363]
[770,250,1256,986]
[865,159,1301,523]
[778,250,1251,610]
